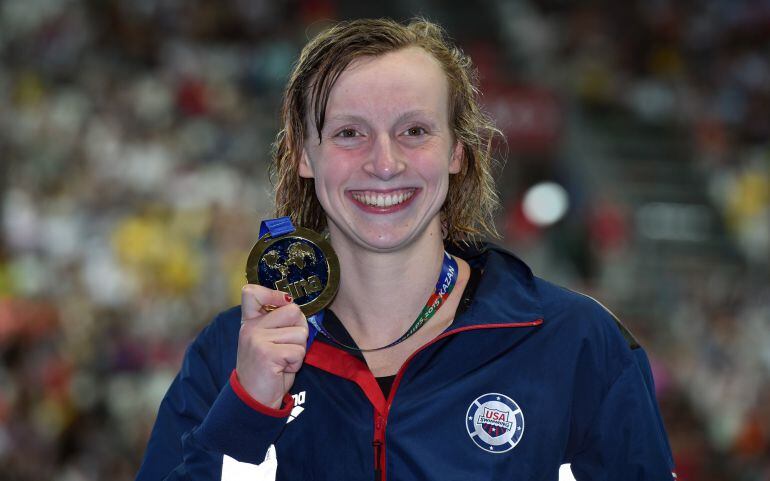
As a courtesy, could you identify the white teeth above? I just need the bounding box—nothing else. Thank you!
[352,190,414,207]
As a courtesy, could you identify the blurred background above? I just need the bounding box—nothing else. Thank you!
[0,0,768,479]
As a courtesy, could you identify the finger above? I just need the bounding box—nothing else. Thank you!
[241,285,293,321]
[284,358,304,374]
[251,303,306,329]
[277,344,306,372]
[263,325,310,345]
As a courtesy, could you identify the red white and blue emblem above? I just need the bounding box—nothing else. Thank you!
[466,393,524,453]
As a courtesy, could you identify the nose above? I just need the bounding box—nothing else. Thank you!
[363,135,406,180]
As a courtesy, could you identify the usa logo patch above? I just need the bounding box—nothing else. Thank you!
[466,393,524,453]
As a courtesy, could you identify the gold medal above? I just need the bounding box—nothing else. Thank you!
[246,227,340,316]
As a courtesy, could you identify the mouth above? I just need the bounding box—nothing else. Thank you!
[348,188,418,212]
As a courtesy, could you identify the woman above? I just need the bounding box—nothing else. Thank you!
[137,18,676,481]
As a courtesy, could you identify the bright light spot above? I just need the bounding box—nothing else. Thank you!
[522,182,569,227]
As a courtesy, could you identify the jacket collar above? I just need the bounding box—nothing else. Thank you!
[446,242,544,329]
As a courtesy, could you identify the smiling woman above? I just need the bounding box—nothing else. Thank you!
[136,18,677,481]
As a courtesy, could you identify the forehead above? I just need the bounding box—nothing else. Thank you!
[321,47,450,120]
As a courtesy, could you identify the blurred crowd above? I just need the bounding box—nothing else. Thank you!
[0,1,768,480]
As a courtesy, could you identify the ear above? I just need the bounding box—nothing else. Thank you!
[298,148,315,178]
[449,141,463,174]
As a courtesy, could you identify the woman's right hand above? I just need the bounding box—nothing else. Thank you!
[236,284,308,409]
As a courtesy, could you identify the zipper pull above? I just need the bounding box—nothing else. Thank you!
[373,440,383,481]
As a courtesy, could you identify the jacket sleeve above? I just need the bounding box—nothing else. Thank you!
[135,316,294,480]
[568,346,676,481]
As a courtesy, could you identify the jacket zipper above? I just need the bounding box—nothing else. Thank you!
[373,413,386,480]
[369,320,543,481]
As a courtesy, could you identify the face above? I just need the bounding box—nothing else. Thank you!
[299,47,463,253]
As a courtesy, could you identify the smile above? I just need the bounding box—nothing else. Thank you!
[349,189,416,208]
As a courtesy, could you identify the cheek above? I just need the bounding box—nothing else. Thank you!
[315,149,362,183]
[312,162,348,202]
[414,153,453,187]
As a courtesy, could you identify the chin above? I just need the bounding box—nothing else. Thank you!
[352,232,414,253]
[327,210,443,254]
[352,222,442,254]
[327,221,404,252]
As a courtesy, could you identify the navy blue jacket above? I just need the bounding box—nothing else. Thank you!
[137,244,676,480]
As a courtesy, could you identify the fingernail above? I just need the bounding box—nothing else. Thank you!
[284,294,293,302]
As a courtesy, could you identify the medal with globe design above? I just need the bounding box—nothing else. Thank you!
[246,224,340,316]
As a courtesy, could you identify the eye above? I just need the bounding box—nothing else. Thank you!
[404,126,427,136]
[335,128,360,138]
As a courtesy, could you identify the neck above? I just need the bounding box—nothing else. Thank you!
[329,223,447,346]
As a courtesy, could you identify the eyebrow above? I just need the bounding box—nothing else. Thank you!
[325,114,368,125]
[325,110,439,127]
[394,109,437,124]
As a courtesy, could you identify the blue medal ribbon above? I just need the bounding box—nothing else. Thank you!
[259,216,296,238]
